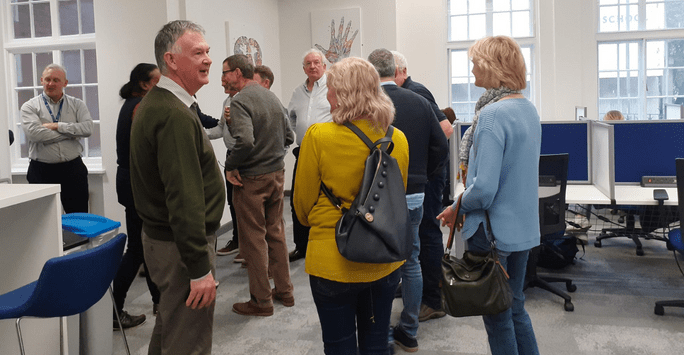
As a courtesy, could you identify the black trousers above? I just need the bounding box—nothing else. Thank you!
[225,171,239,244]
[113,207,161,312]
[290,147,310,252]
[27,157,89,213]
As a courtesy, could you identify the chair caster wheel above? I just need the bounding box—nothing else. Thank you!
[654,305,664,316]
[564,301,574,312]
[567,283,577,292]
[594,241,602,248]
[636,249,644,256]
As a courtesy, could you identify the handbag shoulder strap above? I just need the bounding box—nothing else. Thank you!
[445,194,463,253]
[321,182,347,213]
[484,211,497,249]
[445,195,497,254]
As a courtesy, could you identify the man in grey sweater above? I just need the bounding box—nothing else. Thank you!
[223,54,295,317]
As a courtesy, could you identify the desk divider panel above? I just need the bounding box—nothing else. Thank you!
[540,121,590,183]
[612,120,684,183]
[590,121,615,203]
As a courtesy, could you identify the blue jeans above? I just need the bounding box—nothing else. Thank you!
[467,224,540,355]
[310,269,400,355]
[419,164,447,310]
[393,193,424,339]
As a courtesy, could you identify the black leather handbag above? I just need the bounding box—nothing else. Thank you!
[441,199,513,317]
[320,123,412,264]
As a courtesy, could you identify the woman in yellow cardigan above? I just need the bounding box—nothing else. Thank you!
[293,57,409,355]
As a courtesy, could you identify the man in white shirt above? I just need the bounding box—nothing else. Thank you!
[286,49,333,262]
[21,63,93,213]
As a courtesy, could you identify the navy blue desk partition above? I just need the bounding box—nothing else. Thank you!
[457,122,590,182]
[612,120,684,183]
[540,122,589,183]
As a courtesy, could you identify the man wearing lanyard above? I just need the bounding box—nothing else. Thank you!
[21,63,93,213]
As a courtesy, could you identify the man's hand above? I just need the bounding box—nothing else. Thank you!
[43,122,59,130]
[440,120,454,138]
[226,169,242,187]
[223,107,231,124]
[186,272,216,310]
[314,17,358,64]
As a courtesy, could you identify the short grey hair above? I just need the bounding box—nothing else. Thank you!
[391,51,408,70]
[42,63,67,77]
[367,48,395,78]
[302,48,326,66]
[154,20,205,74]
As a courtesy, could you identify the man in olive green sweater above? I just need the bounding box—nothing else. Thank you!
[130,20,225,355]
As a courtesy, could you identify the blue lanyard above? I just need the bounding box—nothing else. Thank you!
[42,94,64,123]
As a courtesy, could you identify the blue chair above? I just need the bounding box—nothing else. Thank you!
[654,158,684,316]
[61,213,131,355]
[0,233,126,355]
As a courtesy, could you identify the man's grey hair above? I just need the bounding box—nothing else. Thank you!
[367,48,395,78]
[43,63,67,77]
[391,51,408,70]
[302,48,326,66]
[154,20,205,74]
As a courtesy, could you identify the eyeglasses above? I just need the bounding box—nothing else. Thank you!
[304,61,323,68]
[222,68,237,75]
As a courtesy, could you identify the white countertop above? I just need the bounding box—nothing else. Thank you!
[0,184,61,209]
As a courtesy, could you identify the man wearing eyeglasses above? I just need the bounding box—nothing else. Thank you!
[286,48,332,262]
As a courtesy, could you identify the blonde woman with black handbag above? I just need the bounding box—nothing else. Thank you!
[438,35,541,355]
[294,57,409,355]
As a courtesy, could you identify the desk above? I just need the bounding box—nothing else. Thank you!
[614,186,678,206]
[455,182,613,205]
[0,184,65,355]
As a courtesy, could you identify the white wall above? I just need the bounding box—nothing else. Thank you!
[537,0,600,121]
[395,0,449,110]
[94,0,169,226]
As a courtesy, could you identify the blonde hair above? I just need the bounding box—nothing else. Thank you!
[604,110,624,121]
[326,57,395,131]
[468,36,526,91]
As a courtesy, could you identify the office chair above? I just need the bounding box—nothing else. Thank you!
[525,154,576,312]
[593,204,674,256]
[654,158,684,316]
[0,233,126,355]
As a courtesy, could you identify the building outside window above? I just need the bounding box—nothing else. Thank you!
[4,0,100,169]
[597,0,684,120]
[447,0,534,122]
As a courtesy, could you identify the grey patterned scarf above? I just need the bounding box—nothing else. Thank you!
[458,86,520,166]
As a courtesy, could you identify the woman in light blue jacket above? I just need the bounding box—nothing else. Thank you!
[438,35,541,355]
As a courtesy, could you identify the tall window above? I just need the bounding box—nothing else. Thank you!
[597,0,684,120]
[447,0,535,122]
[5,0,100,167]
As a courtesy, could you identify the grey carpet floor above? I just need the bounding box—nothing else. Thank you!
[114,202,684,354]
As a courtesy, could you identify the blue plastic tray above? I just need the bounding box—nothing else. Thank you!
[62,213,121,239]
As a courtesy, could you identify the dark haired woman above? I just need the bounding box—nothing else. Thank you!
[112,63,161,329]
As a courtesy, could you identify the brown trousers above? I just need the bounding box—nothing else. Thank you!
[233,169,294,306]
[142,230,216,355]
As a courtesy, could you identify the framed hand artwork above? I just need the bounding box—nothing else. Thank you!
[311,8,362,64]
